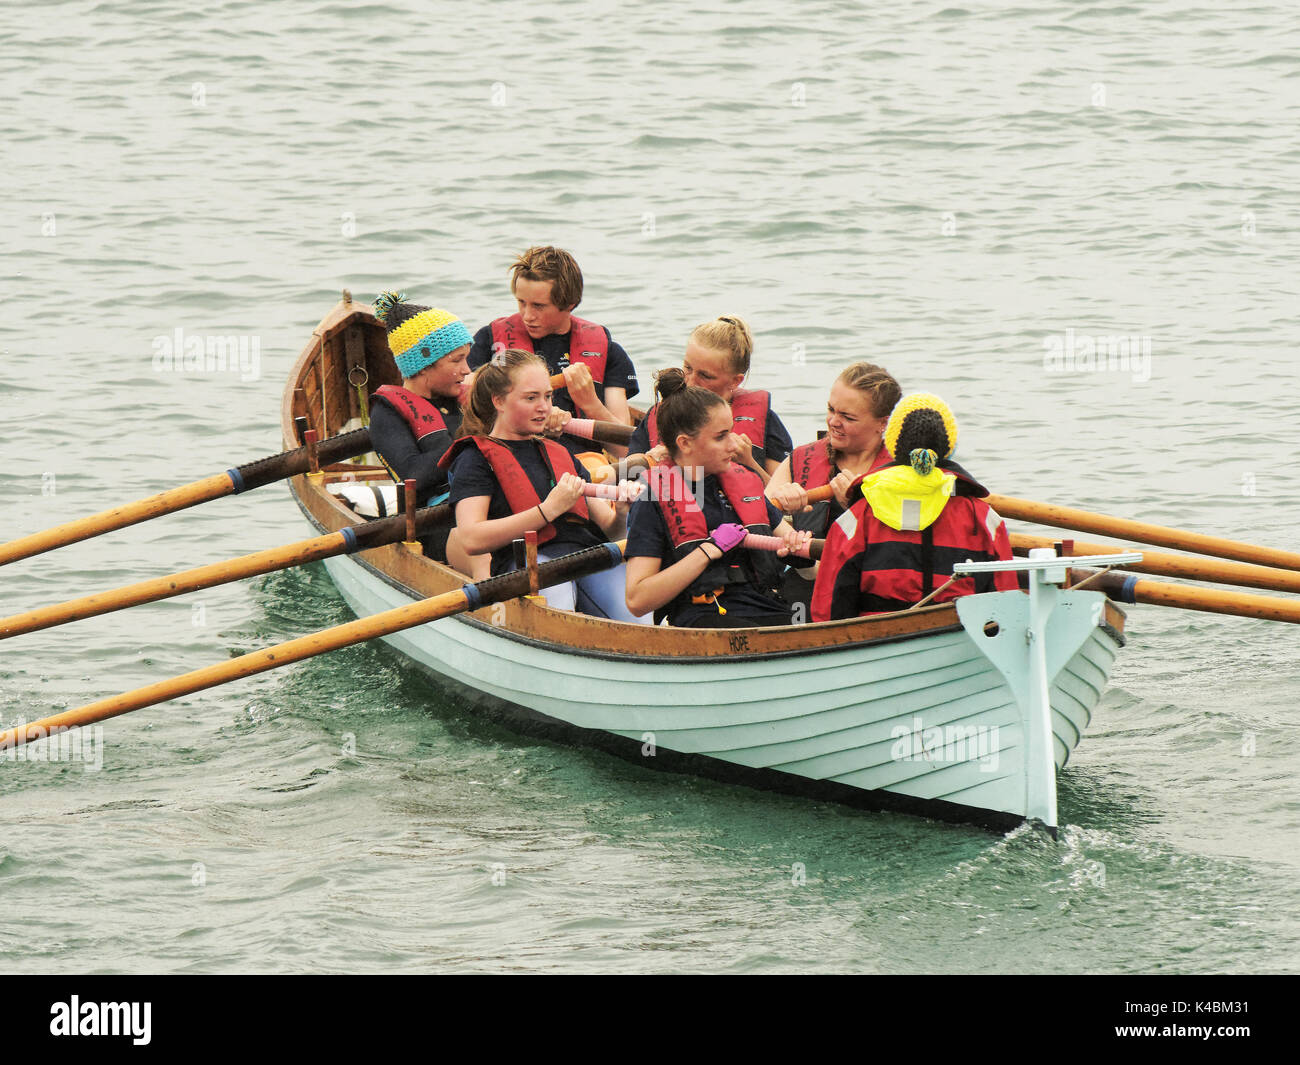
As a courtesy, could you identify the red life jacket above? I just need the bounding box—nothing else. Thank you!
[438,435,590,545]
[644,388,771,459]
[789,440,893,538]
[372,385,448,440]
[645,463,782,615]
[489,313,608,384]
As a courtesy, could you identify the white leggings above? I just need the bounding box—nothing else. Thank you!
[524,548,651,624]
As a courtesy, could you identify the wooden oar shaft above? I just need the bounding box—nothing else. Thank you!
[988,493,1300,572]
[0,506,451,640]
[562,419,635,447]
[1072,567,1300,624]
[1011,533,1300,595]
[0,429,373,567]
[0,541,625,751]
[0,473,235,567]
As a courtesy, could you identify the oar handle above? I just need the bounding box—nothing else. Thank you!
[580,481,645,502]
[806,485,834,504]
[562,418,635,447]
[741,533,824,561]
[1070,566,1300,625]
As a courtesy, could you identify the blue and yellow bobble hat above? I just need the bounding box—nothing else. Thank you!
[884,393,958,476]
[373,291,472,378]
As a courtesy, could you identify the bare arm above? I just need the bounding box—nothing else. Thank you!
[624,544,723,617]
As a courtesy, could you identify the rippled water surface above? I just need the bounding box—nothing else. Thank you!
[1,0,1298,973]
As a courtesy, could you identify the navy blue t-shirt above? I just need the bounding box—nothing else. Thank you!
[447,437,603,575]
[627,395,793,467]
[625,474,790,626]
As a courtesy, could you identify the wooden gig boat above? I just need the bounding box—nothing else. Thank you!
[285,295,1130,835]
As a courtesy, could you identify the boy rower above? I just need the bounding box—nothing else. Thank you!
[467,246,640,445]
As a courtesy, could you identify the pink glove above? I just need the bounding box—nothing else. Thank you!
[709,523,748,553]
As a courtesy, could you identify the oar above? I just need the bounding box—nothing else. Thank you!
[1010,533,1300,596]
[742,533,824,561]
[0,428,373,568]
[0,505,452,640]
[579,481,645,503]
[804,485,1300,574]
[0,541,627,753]
[561,418,634,448]
[986,493,1300,573]
[1070,566,1300,625]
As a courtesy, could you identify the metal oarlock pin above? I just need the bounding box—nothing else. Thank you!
[580,481,645,502]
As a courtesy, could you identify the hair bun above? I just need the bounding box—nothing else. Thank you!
[654,366,688,402]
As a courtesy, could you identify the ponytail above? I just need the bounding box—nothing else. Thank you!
[654,367,727,459]
[689,315,754,375]
[457,348,546,439]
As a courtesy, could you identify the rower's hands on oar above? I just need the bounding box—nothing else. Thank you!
[562,364,599,416]
[709,523,749,554]
[777,526,813,558]
[769,482,811,514]
[543,473,586,519]
[830,470,858,509]
[543,408,572,436]
[646,444,670,466]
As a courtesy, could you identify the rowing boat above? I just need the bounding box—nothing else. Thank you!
[284,293,1131,834]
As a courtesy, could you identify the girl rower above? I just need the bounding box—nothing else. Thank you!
[811,393,1017,621]
[369,291,473,564]
[624,369,809,627]
[765,362,901,613]
[442,348,649,623]
[626,315,793,484]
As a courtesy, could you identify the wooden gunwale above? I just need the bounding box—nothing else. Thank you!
[283,298,1125,661]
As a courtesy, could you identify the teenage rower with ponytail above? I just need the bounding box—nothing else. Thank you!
[368,291,473,563]
[624,369,809,627]
[442,349,649,623]
[766,362,901,612]
[626,316,793,483]
[811,393,1017,621]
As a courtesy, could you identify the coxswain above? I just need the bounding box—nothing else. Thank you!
[624,369,809,627]
[811,393,1017,621]
[766,362,901,614]
[626,315,792,484]
[467,245,640,457]
[442,348,649,623]
[369,291,473,566]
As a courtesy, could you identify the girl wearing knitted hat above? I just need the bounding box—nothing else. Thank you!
[370,291,474,564]
[811,393,1018,622]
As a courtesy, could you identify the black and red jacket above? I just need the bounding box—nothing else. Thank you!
[811,466,1018,621]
